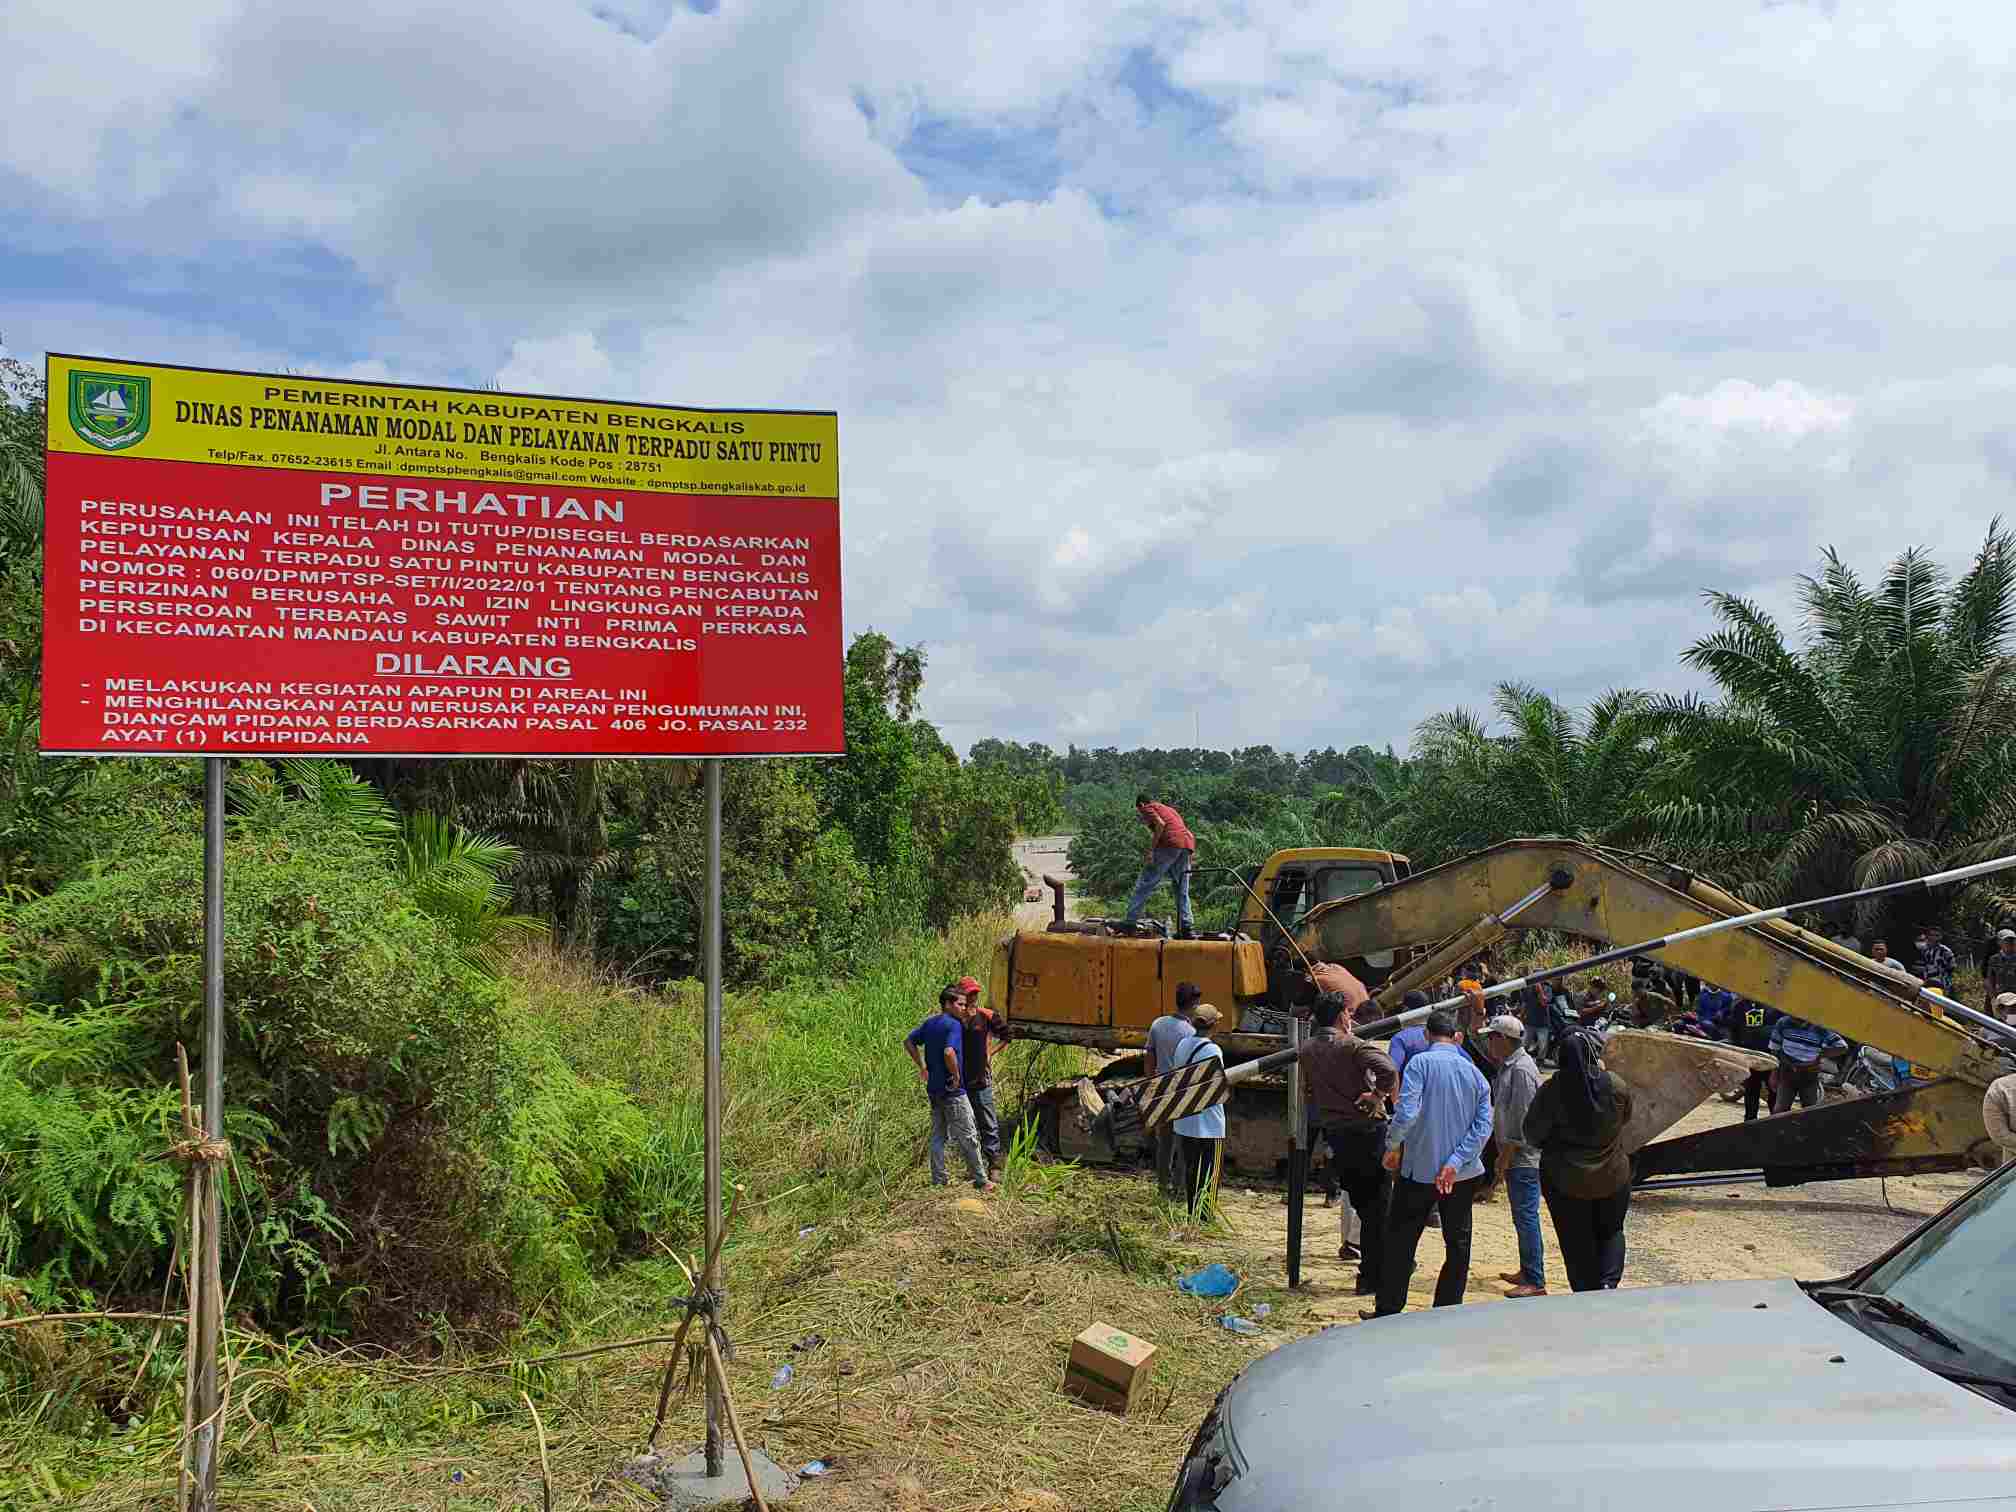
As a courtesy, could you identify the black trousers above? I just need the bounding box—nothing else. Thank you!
[1320,1125,1389,1285]
[1543,1181,1631,1292]
[1376,1173,1481,1316]
[1742,1068,1771,1121]
[1179,1135,1221,1215]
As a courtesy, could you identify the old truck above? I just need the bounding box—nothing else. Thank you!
[989,838,2010,1184]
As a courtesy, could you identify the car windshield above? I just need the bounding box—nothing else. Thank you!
[1858,1162,2016,1378]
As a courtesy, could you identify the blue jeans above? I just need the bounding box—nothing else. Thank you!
[1505,1166,1545,1287]
[1123,846,1193,929]
[966,1083,1001,1159]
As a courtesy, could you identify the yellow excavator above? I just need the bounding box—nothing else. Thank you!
[989,839,2011,1184]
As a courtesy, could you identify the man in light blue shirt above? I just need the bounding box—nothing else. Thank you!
[1170,1004,1227,1215]
[1371,1003,1494,1317]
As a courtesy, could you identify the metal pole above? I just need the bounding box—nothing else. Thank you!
[204,759,225,1143]
[701,758,724,1479]
[1285,1014,1305,1288]
[1921,989,2016,1049]
[191,756,226,1511]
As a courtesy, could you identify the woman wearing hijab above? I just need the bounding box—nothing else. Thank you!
[1520,1028,1635,1291]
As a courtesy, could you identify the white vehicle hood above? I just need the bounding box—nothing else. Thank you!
[1210,1279,2016,1511]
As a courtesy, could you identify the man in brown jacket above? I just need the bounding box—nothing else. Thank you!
[1297,986,1398,1296]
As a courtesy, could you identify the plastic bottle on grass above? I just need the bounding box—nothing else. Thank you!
[771,1364,795,1389]
[1220,1315,1262,1336]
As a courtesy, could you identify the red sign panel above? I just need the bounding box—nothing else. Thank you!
[42,356,842,757]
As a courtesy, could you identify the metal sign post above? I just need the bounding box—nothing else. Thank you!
[1285,1014,1306,1289]
[188,756,226,1512]
[701,759,725,1479]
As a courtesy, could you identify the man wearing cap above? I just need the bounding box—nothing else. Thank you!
[1483,1015,1547,1298]
[958,976,1006,1175]
[1145,983,1202,1199]
[1985,930,2016,1013]
[1296,985,1397,1293]
[1170,1004,1228,1214]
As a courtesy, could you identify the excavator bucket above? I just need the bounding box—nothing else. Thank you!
[1602,1029,1775,1154]
[1635,1074,1997,1185]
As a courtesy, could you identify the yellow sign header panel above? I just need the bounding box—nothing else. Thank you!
[46,354,838,498]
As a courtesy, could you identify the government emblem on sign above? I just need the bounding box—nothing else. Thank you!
[68,369,151,451]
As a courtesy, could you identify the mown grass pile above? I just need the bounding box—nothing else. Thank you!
[41,1143,1292,1512]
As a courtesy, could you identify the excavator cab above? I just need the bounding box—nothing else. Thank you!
[1239,848,1411,1001]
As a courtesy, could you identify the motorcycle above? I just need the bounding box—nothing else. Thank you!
[1839,1043,1911,1097]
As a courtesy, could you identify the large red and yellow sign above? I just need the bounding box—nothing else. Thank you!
[42,355,843,757]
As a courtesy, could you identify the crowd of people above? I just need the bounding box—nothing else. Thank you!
[1280,968,1640,1317]
[902,910,2016,1315]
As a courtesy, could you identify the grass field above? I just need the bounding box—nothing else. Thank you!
[6,912,1236,1510]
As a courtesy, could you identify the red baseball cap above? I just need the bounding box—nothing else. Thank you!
[958,976,983,997]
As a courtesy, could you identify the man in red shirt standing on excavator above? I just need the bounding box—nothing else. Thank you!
[1121,794,1197,940]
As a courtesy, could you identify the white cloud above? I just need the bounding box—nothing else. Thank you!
[1642,380,1855,443]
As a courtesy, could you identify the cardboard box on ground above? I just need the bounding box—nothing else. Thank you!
[1062,1323,1157,1414]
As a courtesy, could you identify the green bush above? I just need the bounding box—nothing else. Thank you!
[0,792,675,1339]
[602,759,874,985]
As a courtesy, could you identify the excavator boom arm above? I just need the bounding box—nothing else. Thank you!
[1296,839,2005,1089]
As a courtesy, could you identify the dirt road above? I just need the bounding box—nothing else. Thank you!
[1012,834,1075,930]
[1217,1094,1978,1329]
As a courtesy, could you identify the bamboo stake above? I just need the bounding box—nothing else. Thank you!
[702,1327,771,1512]
[645,1184,743,1450]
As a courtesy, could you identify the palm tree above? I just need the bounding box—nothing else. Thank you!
[1638,521,2016,931]
[362,757,618,942]
[254,759,546,970]
[1313,745,1414,845]
[1395,684,1658,864]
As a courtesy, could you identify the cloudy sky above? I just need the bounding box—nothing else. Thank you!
[6,0,2014,754]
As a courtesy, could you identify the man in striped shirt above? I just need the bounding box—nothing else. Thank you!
[1769,1014,1848,1112]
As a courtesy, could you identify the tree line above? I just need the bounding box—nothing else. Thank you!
[1031,525,2016,951]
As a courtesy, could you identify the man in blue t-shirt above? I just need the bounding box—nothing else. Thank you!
[1387,991,1433,1077]
[906,983,994,1191]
